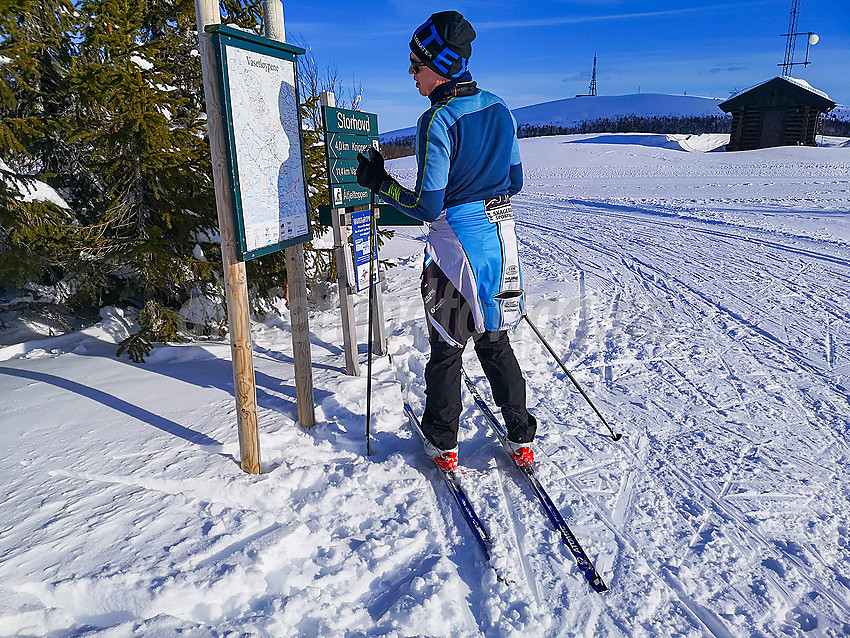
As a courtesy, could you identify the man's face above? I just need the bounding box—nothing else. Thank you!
[409,54,448,97]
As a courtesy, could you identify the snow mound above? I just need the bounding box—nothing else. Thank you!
[0,159,71,208]
[0,307,134,362]
[670,133,729,152]
[567,132,728,152]
[178,287,225,328]
[145,345,218,365]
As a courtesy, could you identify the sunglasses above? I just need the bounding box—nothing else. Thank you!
[410,58,424,73]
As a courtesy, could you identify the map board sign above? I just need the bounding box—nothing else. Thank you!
[323,106,380,209]
[350,207,380,292]
[207,25,312,261]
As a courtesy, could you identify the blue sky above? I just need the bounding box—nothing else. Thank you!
[280,1,850,133]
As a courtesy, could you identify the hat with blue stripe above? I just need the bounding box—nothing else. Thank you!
[410,11,476,79]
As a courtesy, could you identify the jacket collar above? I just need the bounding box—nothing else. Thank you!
[429,72,478,105]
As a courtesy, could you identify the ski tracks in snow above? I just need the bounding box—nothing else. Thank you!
[508,191,850,636]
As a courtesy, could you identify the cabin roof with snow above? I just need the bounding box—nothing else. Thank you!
[718,76,835,114]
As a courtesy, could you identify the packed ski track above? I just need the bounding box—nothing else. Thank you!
[0,134,849,637]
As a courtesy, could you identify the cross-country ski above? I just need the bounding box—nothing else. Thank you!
[462,368,609,594]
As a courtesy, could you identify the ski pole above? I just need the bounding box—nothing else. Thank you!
[523,314,622,442]
[365,191,377,456]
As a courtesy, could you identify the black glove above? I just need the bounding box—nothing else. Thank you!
[356,147,389,193]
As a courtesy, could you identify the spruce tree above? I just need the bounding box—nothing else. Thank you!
[2,0,358,360]
[0,0,83,291]
[69,0,220,360]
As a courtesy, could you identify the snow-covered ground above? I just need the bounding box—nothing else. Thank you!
[1,135,849,637]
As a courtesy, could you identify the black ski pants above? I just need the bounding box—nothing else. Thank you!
[421,325,536,450]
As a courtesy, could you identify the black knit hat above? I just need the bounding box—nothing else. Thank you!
[410,11,476,79]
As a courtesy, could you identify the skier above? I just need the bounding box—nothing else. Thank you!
[356,10,535,471]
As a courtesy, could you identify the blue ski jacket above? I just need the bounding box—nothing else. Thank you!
[378,75,526,341]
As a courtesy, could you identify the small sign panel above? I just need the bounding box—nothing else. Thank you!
[350,207,380,292]
[326,133,379,160]
[328,158,360,185]
[208,25,312,260]
[324,108,378,135]
[330,183,372,208]
[318,204,424,227]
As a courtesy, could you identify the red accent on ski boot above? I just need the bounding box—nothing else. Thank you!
[433,451,459,472]
[509,446,534,467]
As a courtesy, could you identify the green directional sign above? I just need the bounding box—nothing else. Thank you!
[324,106,378,135]
[326,132,379,160]
[328,158,359,184]
[330,183,372,208]
[323,105,380,209]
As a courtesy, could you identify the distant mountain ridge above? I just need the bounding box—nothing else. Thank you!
[511,93,724,128]
[379,92,848,141]
[379,93,725,140]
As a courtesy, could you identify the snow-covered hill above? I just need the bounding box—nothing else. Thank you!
[381,93,726,140]
[511,93,723,127]
[380,91,848,140]
[827,104,850,121]
[1,135,849,636]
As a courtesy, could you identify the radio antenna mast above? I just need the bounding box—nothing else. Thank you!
[780,0,820,75]
[588,54,597,96]
[781,0,801,76]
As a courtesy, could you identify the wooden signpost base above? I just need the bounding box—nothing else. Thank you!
[194,0,261,474]
[266,2,316,430]
[194,0,317,473]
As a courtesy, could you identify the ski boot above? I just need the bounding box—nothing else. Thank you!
[506,439,534,466]
[423,438,459,472]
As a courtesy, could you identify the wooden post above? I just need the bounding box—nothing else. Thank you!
[265,0,316,429]
[322,91,361,376]
[193,0,261,473]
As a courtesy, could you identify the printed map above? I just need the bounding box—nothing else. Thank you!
[225,46,308,254]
